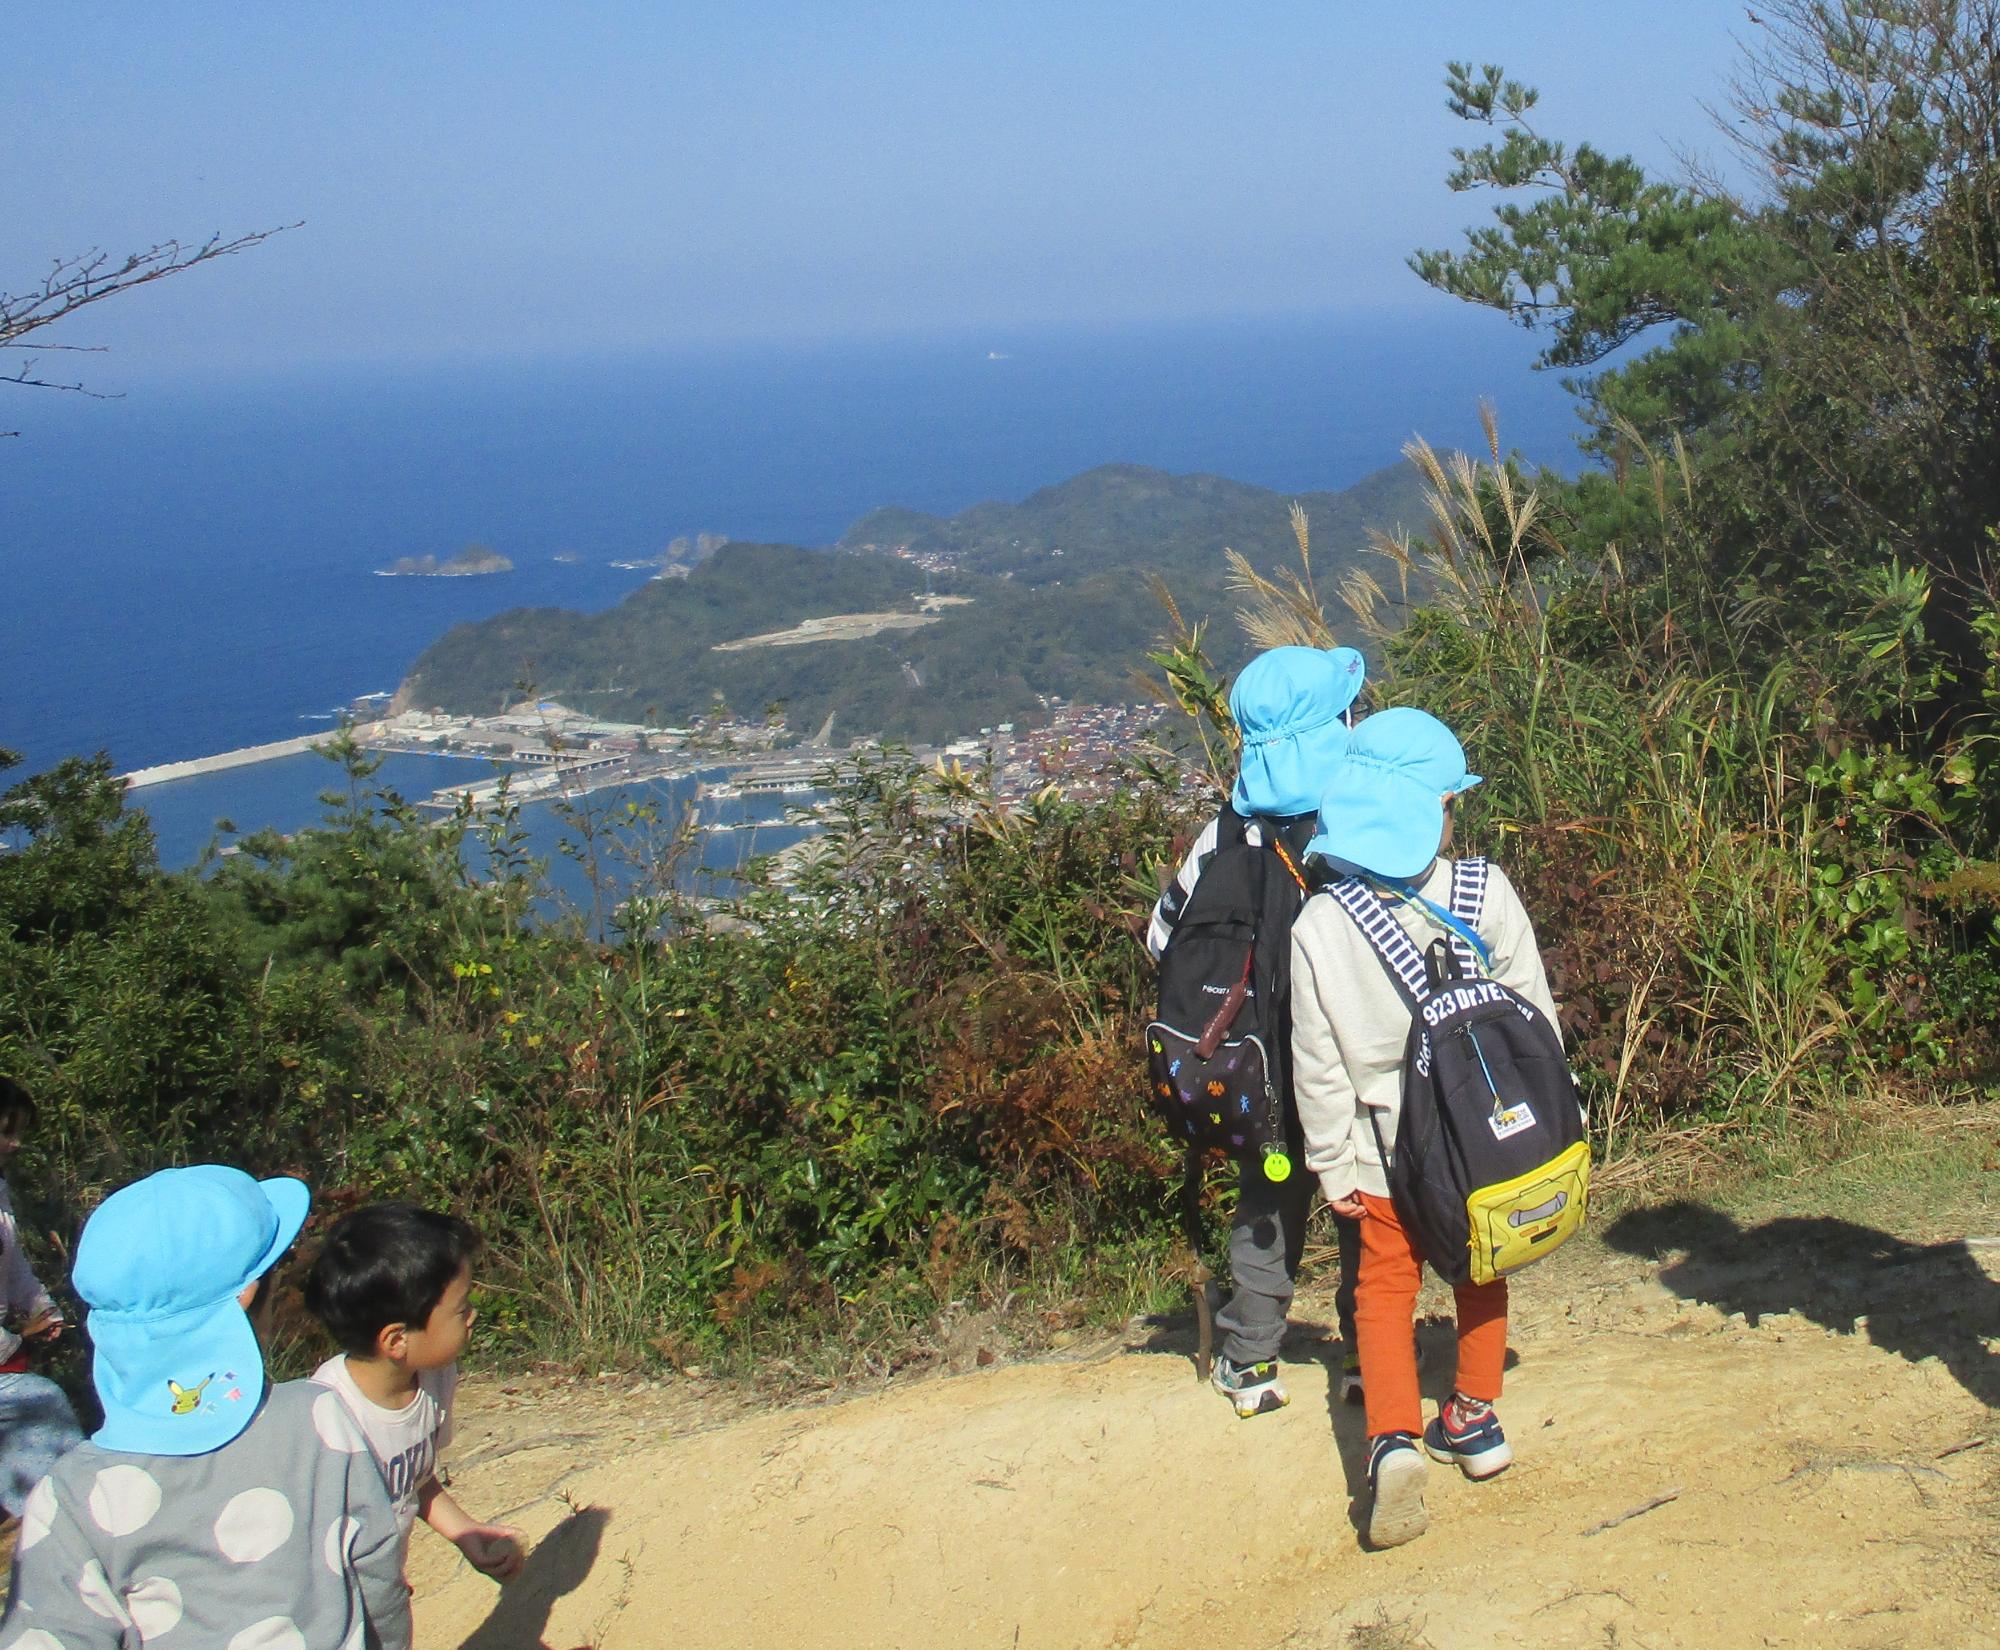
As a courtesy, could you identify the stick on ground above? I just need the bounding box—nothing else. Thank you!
[1582,1488,1683,1537]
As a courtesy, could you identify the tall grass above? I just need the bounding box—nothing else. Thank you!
[1201,408,1998,1154]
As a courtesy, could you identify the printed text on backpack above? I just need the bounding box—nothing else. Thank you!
[1330,860,1590,1285]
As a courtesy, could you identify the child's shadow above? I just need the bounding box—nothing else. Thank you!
[459,1504,609,1650]
[1603,1201,2000,1407]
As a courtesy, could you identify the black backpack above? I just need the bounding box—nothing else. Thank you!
[1328,859,1590,1286]
[1145,810,1315,1187]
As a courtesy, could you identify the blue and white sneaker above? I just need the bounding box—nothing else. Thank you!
[1423,1394,1514,1479]
[1211,1354,1288,1418]
[1366,1432,1428,1548]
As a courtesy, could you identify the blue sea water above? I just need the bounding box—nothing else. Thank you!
[134,751,815,919]
[3,306,1582,867]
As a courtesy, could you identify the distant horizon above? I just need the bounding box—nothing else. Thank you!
[10,3,1750,382]
[28,292,1547,396]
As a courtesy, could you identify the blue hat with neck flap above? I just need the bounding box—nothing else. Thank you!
[74,1165,311,1457]
[1230,646,1366,819]
[1306,706,1482,880]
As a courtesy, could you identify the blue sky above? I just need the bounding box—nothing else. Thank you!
[8,2,1754,376]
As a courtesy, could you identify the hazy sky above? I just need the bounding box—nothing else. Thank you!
[9,2,1754,377]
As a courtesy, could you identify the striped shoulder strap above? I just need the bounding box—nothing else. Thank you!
[1327,877,1430,1005]
[1447,857,1489,976]
[1328,857,1494,1004]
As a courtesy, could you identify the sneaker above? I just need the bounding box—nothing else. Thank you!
[1423,1393,1514,1479]
[1366,1432,1428,1548]
[1337,1347,1364,1405]
[1211,1354,1289,1418]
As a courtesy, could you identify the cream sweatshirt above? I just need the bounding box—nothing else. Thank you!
[1290,857,1561,1203]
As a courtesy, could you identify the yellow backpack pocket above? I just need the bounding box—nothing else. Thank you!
[1464,1139,1591,1286]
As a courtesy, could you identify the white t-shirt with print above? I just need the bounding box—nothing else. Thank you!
[312,1355,458,1541]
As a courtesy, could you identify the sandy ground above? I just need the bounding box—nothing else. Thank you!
[411,1219,2000,1650]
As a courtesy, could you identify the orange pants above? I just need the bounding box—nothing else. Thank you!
[1356,1191,1509,1439]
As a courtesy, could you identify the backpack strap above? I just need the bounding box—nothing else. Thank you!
[1327,877,1430,1006]
[1327,859,1494,1180]
[1374,862,1493,974]
[1327,873,1445,1179]
[1447,857,1489,975]
[1450,856,1487,917]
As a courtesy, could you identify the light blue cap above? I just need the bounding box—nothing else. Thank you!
[74,1165,310,1456]
[1350,707,1482,795]
[1305,707,1482,879]
[1229,646,1366,818]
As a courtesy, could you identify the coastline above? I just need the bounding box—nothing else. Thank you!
[116,699,1157,884]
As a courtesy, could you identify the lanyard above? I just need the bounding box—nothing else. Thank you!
[1368,873,1492,970]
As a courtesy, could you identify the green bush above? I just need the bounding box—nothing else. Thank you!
[0,735,1204,1374]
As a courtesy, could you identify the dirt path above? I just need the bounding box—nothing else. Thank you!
[411,1226,2000,1650]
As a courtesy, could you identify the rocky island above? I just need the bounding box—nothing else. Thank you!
[376,543,514,577]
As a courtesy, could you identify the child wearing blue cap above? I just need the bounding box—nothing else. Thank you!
[0,1165,413,1650]
[1289,708,1560,1548]
[1148,645,1367,1417]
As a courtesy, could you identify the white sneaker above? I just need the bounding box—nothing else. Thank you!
[1367,1433,1429,1548]
[1210,1354,1289,1418]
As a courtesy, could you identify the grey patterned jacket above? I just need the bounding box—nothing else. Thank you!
[0,1380,412,1650]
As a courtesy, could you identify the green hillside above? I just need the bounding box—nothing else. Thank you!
[840,459,1424,584]
[400,460,1427,739]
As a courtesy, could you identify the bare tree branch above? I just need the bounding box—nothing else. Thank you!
[0,222,298,433]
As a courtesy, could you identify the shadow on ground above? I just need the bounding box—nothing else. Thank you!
[459,1503,611,1650]
[1133,1293,1521,1533]
[1602,1202,1999,1407]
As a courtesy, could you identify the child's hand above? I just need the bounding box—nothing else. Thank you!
[1328,1195,1366,1219]
[454,1524,526,1582]
[21,1308,63,1343]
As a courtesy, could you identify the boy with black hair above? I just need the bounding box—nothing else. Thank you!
[305,1202,524,1584]
[0,1075,80,1515]
[0,1165,412,1650]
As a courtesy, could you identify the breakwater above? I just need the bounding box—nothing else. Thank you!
[121,731,370,790]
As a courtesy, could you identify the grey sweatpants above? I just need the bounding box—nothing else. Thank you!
[1216,1169,1360,1367]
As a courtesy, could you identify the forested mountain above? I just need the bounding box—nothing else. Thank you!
[839,460,1424,586]
[399,460,1427,740]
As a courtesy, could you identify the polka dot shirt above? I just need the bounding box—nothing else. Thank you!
[0,1382,411,1650]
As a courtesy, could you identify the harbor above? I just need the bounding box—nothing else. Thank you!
[118,702,830,817]
[115,697,1162,881]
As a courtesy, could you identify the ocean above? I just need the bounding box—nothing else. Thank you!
[132,753,820,917]
[3,306,1581,869]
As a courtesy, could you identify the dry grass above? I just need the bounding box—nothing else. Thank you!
[1593,1089,2000,1239]
[1345,1607,1434,1650]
